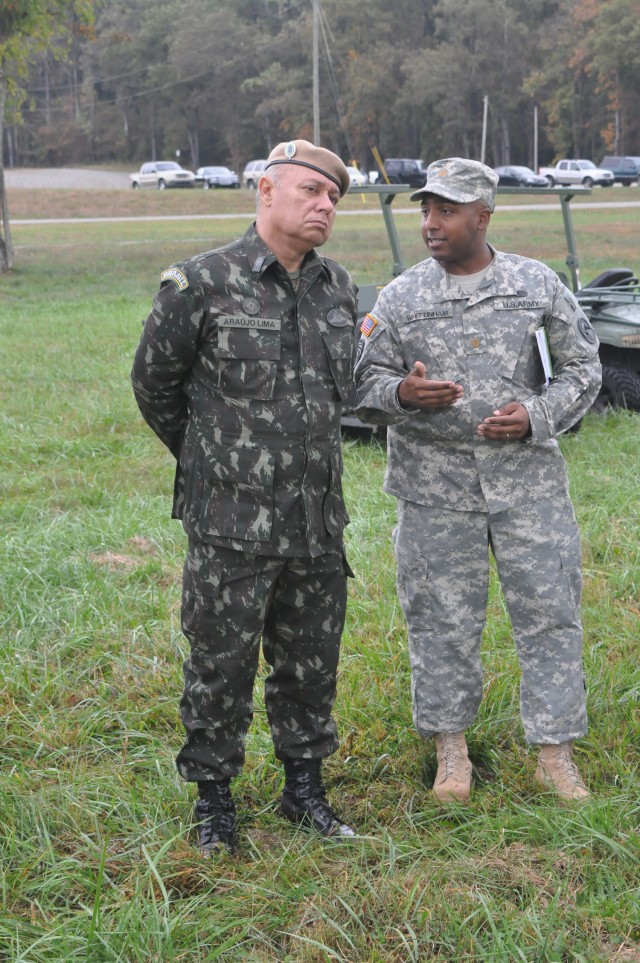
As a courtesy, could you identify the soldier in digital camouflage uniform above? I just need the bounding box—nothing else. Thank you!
[131,140,358,855]
[354,157,601,804]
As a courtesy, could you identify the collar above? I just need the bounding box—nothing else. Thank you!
[425,245,532,303]
[243,222,331,282]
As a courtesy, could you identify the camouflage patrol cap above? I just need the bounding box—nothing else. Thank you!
[264,139,350,197]
[410,157,499,211]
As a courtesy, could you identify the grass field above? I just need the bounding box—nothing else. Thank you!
[1,187,639,961]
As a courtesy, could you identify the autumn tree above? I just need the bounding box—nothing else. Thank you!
[0,0,94,271]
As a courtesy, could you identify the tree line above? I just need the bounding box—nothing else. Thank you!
[3,0,640,179]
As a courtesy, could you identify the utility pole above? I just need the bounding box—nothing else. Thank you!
[480,95,488,164]
[312,0,320,144]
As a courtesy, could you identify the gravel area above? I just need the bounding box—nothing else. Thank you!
[4,167,131,189]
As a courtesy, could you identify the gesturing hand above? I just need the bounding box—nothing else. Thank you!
[398,361,464,409]
[477,402,530,441]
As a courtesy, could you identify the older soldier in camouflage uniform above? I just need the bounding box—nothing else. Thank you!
[132,140,357,855]
[354,157,601,804]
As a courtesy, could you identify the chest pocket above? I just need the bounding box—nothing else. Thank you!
[321,326,354,402]
[218,320,281,400]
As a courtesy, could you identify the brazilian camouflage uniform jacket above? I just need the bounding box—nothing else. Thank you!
[131,223,357,557]
[354,247,602,514]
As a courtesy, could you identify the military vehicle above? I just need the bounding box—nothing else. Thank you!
[342,183,640,434]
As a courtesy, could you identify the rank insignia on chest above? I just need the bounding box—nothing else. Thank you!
[360,313,378,337]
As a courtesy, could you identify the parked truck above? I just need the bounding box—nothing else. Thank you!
[538,159,614,188]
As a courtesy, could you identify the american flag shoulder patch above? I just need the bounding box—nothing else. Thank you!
[361,313,378,337]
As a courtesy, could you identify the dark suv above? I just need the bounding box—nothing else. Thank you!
[377,158,428,188]
[599,156,640,186]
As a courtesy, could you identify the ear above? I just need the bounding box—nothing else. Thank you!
[477,208,492,231]
[258,174,274,206]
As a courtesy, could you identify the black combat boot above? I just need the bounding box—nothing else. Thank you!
[280,758,356,837]
[194,779,237,856]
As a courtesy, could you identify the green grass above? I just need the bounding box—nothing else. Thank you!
[0,198,639,961]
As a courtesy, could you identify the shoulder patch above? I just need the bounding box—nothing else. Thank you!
[160,267,189,291]
[360,313,378,337]
[577,316,597,344]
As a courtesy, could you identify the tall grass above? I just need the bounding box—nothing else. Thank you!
[0,196,638,961]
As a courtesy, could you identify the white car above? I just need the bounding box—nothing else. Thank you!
[195,166,240,189]
[242,159,268,190]
[130,161,195,189]
[346,165,367,187]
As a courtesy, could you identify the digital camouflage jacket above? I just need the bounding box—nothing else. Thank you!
[132,223,357,556]
[354,247,602,514]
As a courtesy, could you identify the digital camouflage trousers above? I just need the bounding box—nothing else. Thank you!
[394,492,588,745]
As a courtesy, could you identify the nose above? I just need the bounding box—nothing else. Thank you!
[423,208,440,229]
[316,190,335,213]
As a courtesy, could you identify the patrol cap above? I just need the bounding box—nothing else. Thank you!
[410,157,499,211]
[264,139,350,197]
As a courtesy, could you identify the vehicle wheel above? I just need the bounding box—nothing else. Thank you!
[234,183,240,189]
[592,365,640,412]
[247,179,255,190]
[132,182,140,189]
[545,175,555,187]
[158,179,166,190]
[636,175,640,187]
[582,176,594,188]
[203,181,210,190]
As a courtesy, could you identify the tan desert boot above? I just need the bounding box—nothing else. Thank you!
[535,742,590,801]
[433,731,472,803]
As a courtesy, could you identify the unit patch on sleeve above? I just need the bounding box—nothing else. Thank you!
[160,267,189,291]
[578,316,597,344]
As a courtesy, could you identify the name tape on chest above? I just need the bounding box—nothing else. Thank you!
[496,298,545,310]
[218,316,282,330]
[406,308,453,321]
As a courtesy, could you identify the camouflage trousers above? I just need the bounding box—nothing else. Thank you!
[175,540,349,782]
[394,493,588,745]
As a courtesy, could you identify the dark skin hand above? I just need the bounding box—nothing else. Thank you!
[477,402,531,441]
[398,363,530,441]
[398,361,464,408]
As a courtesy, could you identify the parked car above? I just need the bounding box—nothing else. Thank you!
[242,159,268,190]
[195,166,240,189]
[494,165,548,187]
[537,159,614,188]
[130,161,195,189]
[376,158,428,188]
[599,156,640,186]
[346,165,367,187]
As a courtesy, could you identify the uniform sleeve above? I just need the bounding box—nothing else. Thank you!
[131,274,205,456]
[353,292,417,426]
[522,275,601,439]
